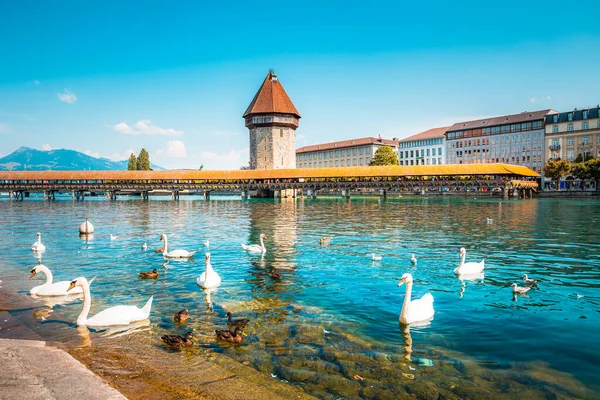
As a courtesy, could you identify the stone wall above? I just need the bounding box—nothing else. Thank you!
[250,125,297,169]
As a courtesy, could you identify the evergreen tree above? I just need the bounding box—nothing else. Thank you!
[136,148,151,170]
[369,146,399,166]
[543,159,571,190]
[127,153,137,170]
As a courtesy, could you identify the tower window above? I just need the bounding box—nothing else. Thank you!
[280,129,283,138]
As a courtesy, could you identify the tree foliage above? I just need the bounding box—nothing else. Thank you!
[582,158,600,190]
[136,148,151,170]
[544,159,571,189]
[572,162,590,181]
[127,153,137,171]
[369,146,398,166]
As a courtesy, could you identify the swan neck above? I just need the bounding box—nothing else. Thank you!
[40,265,53,285]
[162,236,168,255]
[37,236,42,245]
[78,280,91,325]
[401,281,413,321]
[460,252,466,267]
[260,236,265,250]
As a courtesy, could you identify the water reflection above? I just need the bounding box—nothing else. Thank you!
[458,272,485,298]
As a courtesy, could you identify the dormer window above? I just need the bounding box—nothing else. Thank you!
[553,114,558,123]
[568,113,573,121]
[583,110,588,119]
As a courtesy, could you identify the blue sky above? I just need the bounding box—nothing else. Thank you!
[1,0,599,169]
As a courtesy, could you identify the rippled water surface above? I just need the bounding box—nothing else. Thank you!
[1,195,599,399]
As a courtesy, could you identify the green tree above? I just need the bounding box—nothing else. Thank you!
[369,146,399,166]
[585,158,600,191]
[572,162,590,181]
[544,159,571,190]
[136,148,151,170]
[127,153,137,170]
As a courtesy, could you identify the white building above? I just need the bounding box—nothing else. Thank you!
[296,137,399,168]
[398,127,448,166]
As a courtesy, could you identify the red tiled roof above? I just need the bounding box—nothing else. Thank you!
[243,71,301,118]
[296,137,399,154]
[447,109,554,131]
[399,126,449,142]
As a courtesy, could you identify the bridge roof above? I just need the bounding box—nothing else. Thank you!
[0,164,539,180]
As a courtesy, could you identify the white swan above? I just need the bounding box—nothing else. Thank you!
[160,234,196,259]
[197,252,221,289]
[31,232,46,252]
[398,273,434,324]
[410,254,417,264]
[371,253,382,261]
[204,240,210,248]
[67,277,153,327]
[110,234,119,241]
[141,242,148,251]
[454,247,485,275]
[29,264,92,296]
[398,273,435,324]
[242,233,267,253]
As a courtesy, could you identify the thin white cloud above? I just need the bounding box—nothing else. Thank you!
[197,147,249,170]
[109,149,135,161]
[114,119,182,136]
[156,141,187,158]
[57,89,77,103]
[41,144,53,151]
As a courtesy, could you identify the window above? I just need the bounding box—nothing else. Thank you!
[329,151,333,158]
[553,125,558,133]
[583,121,589,130]
[432,159,437,165]
[438,158,442,164]
[438,148,443,156]
[568,113,573,121]
[366,147,371,154]
[553,114,558,123]
[568,137,573,146]
[426,149,430,156]
[567,150,574,160]
[366,157,371,164]
[583,110,589,119]
[335,160,339,167]
[553,139,559,147]
[318,161,322,167]
[568,123,573,132]
[347,158,350,166]
[340,159,344,166]
[335,150,339,157]
[280,129,284,138]
[359,147,363,155]
[420,149,424,157]
[583,136,589,144]
[410,150,414,157]
[353,148,357,155]
[359,158,363,165]
[329,161,333,167]
[346,149,351,156]
[352,158,357,166]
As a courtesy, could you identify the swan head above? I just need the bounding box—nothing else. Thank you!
[36,232,41,238]
[160,234,166,241]
[397,273,413,286]
[522,274,528,279]
[67,277,87,292]
[260,234,267,239]
[30,267,38,279]
[511,283,517,288]
[205,252,211,262]
[459,247,466,256]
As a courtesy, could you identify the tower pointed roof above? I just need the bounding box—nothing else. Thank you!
[243,70,301,118]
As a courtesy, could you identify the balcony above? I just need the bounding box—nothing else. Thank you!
[549,144,561,151]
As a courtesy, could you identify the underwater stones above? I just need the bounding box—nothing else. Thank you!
[406,381,440,400]
[315,374,362,398]
[277,366,318,382]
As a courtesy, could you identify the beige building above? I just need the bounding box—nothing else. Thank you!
[545,106,600,163]
[296,137,399,168]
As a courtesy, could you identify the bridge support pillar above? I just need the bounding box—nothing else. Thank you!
[341,189,350,199]
[203,191,210,200]
[172,190,180,201]
[379,189,387,199]
[307,189,317,199]
[241,189,249,199]
[141,191,148,201]
[9,190,13,201]
[274,189,296,198]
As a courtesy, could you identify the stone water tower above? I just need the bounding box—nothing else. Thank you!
[243,70,301,170]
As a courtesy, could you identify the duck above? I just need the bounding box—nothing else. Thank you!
[227,311,250,328]
[161,332,194,348]
[454,247,485,275]
[410,254,417,264]
[155,247,164,253]
[173,309,189,323]
[269,269,282,280]
[141,242,148,251]
[215,326,244,344]
[397,273,435,325]
[522,274,539,285]
[29,264,91,296]
[319,237,332,245]
[242,233,267,253]
[31,232,46,252]
[139,269,158,279]
[67,277,153,327]
[371,253,382,262]
[204,239,210,248]
[511,283,532,294]
[196,253,221,289]
[110,234,119,241]
[160,234,196,259]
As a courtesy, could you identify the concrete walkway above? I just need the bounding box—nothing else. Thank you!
[0,312,127,400]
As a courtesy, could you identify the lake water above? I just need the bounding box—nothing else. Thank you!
[1,195,599,399]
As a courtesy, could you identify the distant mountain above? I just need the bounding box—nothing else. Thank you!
[0,147,164,171]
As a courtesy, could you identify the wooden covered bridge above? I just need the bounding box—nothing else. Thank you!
[0,163,539,200]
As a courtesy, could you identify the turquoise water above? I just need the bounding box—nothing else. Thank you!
[1,196,599,398]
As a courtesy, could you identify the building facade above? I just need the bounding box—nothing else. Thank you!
[296,137,399,168]
[544,106,600,163]
[398,127,448,166]
[244,70,301,170]
[445,109,552,173]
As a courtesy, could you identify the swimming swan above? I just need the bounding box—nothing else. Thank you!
[197,252,221,289]
[454,247,485,275]
[242,233,267,253]
[410,254,417,264]
[397,273,435,325]
[31,232,46,252]
[30,264,91,296]
[67,277,153,327]
[160,234,196,259]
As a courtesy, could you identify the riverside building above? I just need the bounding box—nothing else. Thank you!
[544,106,600,162]
[398,127,448,166]
[296,137,399,168]
[444,109,553,173]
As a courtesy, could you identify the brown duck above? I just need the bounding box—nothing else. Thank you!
[227,311,250,328]
[139,269,158,279]
[173,309,189,323]
[269,269,282,280]
[319,237,332,245]
[215,327,243,344]
[161,332,194,348]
